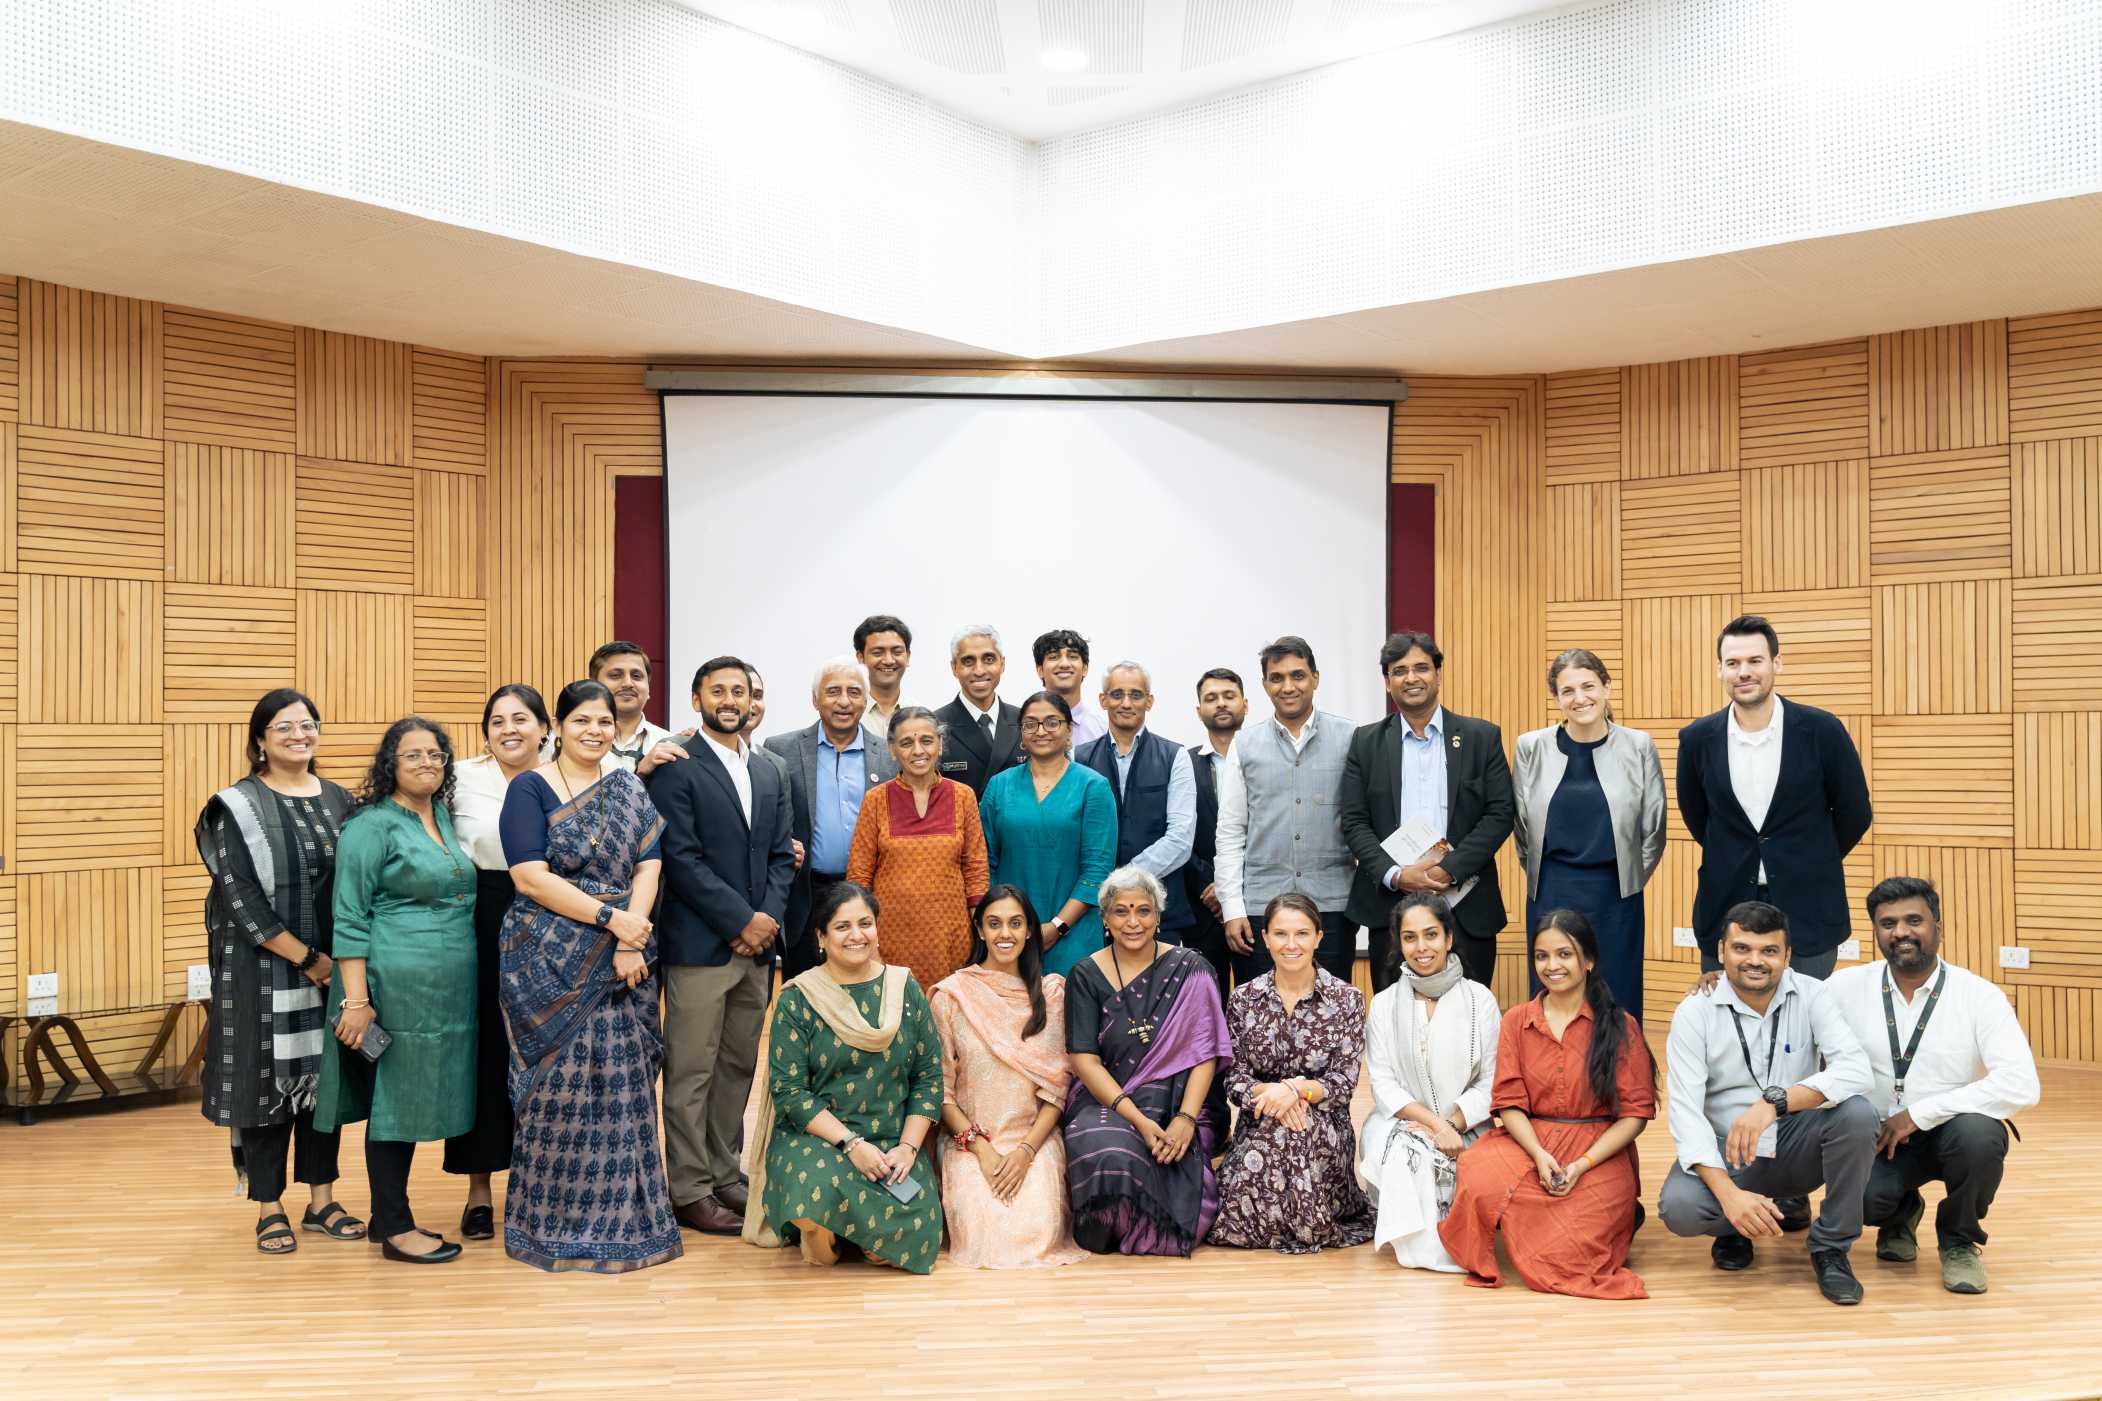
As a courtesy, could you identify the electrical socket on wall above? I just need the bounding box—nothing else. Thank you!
[1837,940,1860,961]
[186,963,213,1001]
[1671,927,1696,949]
[28,971,58,1017]
[1999,946,2030,971]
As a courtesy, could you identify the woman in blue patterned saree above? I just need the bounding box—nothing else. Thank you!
[498,679,680,1273]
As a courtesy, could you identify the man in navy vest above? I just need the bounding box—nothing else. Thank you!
[1075,660,1196,939]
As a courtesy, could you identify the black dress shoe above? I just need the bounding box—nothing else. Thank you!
[1777,1198,1813,1232]
[1812,1248,1864,1305]
[715,1180,749,1214]
[381,1235,463,1264]
[674,1194,743,1235]
[460,1205,496,1240]
[1712,1232,1755,1271]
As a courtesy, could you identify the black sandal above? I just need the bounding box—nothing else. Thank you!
[255,1213,297,1254]
[302,1202,367,1240]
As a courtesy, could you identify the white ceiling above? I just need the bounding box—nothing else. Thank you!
[6,124,2101,376]
[677,0,1578,138]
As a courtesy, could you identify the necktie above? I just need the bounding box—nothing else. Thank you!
[980,713,995,744]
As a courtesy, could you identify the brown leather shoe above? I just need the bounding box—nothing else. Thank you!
[674,1195,743,1235]
[715,1180,750,1214]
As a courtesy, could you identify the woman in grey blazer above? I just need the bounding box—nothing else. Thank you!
[1513,649,1665,1018]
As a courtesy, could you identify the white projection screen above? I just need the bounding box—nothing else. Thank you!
[661,394,1392,737]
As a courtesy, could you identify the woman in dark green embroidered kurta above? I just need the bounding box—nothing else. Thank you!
[754,886,945,1273]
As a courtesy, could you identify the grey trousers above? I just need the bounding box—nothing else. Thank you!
[663,955,772,1207]
[1659,1097,1878,1253]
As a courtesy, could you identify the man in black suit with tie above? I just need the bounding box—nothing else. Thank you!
[936,624,1022,797]
[1183,667,1248,1005]
[1339,632,1516,995]
[1678,615,1872,984]
[645,656,795,1237]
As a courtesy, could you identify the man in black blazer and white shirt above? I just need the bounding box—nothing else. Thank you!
[1340,632,1516,995]
[645,656,795,1237]
[1678,615,1872,983]
[936,625,1022,797]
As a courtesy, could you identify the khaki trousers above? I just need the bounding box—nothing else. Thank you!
[663,955,771,1207]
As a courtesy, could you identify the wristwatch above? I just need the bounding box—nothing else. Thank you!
[595,904,615,928]
[1762,1084,1790,1117]
[1050,916,1070,937]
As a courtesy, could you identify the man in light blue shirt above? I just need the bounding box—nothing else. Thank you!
[1075,661,1197,936]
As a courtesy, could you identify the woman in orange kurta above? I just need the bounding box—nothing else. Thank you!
[1439,908,1655,1299]
[846,707,990,988]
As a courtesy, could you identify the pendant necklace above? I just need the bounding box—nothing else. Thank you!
[1108,942,1159,1045]
[552,762,603,851]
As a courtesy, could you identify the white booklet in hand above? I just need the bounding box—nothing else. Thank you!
[1380,816,1477,906]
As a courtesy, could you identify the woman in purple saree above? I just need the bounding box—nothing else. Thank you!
[1062,866,1233,1256]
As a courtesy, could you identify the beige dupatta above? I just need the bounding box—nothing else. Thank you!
[741,963,911,1247]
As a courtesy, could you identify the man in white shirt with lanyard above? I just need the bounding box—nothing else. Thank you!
[1825,876,2040,1295]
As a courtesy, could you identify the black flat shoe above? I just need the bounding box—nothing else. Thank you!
[460,1205,495,1240]
[381,1236,463,1264]
[1812,1248,1864,1305]
[1712,1232,1754,1271]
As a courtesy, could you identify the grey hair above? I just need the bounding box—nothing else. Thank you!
[887,704,947,745]
[950,623,1003,657]
[1098,864,1167,911]
[810,655,868,693]
[1102,659,1151,691]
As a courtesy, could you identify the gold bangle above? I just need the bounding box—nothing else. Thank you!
[340,997,370,1010]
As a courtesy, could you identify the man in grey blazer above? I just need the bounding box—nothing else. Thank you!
[764,657,898,980]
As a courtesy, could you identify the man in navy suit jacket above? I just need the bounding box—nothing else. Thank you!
[1074,661,1196,935]
[644,656,795,1236]
[1677,615,1872,982]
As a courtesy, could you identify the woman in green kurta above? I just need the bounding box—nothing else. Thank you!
[316,717,477,1265]
[978,691,1118,979]
[745,882,944,1273]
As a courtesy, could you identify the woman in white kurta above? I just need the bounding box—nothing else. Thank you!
[1358,893,1500,1271]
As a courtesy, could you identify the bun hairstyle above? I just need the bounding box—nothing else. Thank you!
[814,879,881,934]
[969,884,1050,1039]
[482,682,551,738]
[550,679,616,757]
[1547,647,1614,723]
[1530,907,1644,1112]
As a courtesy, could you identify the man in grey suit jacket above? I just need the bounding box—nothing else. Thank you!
[764,657,898,979]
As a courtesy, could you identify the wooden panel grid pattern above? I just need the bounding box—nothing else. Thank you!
[0,273,18,421]
[1738,338,1869,468]
[1742,459,1868,592]
[414,596,490,717]
[2013,436,2102,577]
[2011,850,2102,988]
[1872,579,2012,715]
[1871,715,2014,847]
[0,572,15,724]
[11,726,165,873]
[1542,600,1622,721]
[1622,595,1740,718]
[161,441,296,587]
[1740,588,1874,712]
[294,458,415,593]
[295,591,412,724]
[20,868,163,1013]
[19,280,162,437]
[1542,368,1620,484]
[1620,474,1741,597]
[1868,448,2012,583]
[411,347,487,473]
[163,585,296,720]
[2009,309,2102,442]
[297,329,410,466]
[2016,711,2102,851]
[1867,845,2016,987]
[2011,575,2102,712]
[1622,356,1736,478]
[14,426,165,579]
[161,724,246,866]
[1868,321,2008,456]
[19,575,162,724]
[162,867,211,1000]
[1,420,14,572]
[0,877,16,1024]
[414,469,485,598]
[160,307,296,451]
[1543,482,1618,601]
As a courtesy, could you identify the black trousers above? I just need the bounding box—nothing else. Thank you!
[784,872,848,981]
[1862,1112,2009,1249]
[366,1138,420,1240]
[241,1112,341,1204]
[445,869,516,1176]
[1164,913,1232,1136]
[1229,910,1356,987]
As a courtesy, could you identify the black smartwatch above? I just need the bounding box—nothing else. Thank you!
[1762,1084,1790,1117]
[595,903,615,928]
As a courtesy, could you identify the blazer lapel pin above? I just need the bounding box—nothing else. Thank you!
[1450,735,1462,750]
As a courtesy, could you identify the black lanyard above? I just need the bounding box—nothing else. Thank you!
[1729,1001,1780,1092]
[1882,966,1947,1100]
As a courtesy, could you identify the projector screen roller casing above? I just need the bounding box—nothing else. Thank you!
[661,394,1393,741]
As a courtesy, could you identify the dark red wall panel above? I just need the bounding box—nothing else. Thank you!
[612,474,670,727]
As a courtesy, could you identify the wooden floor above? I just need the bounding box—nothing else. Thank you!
[5,1067,2101,1401]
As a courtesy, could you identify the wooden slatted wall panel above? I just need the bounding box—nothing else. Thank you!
[1543,368,1619,484]
[1740,587,1873,713]
[2009,309,2102,442]
[21,869,162,1013]
[1738,338,1869,468]
[162,442,296,588]
[1621,474,1741,597]
[0,571,16,724]
[19,281,162,437]
[19,575,162,724]
[410,348,487,473]
[0,274,18,421]
[2016,712,2102,851]
[296,329,410,466]
[161,307,296,451]
[414,469,484,598]
[1868,448,2013,583]
[1543,482,1618,602]
[1622,356,1736,478]
[294,458,415,593]
[2012,576,2102,712]
[15,427,165,579]
[2013,436,2102,577]
[1868,321,2008,456]
[163,585,296,720]
[295,591,413,724]
[13,727,165,874]
[1742,459,1868,592]
[1873,580,2012,715]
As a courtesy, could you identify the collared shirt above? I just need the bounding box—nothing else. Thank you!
[1386,706,1451,887]
[1108,728,1197,883]
[604,716,674,772]
[810,730,868,875]
[1823,959,2040,1128]
[956,693,998,731]
[1069,698,1109,748]
[865,698,898,742]
[1726,695,1785,880]
[1212,713,1329,921]
[1665,966,1871,1173]
[699,731,753,826]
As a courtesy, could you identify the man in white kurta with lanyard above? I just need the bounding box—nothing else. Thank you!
[1825,876,2039,1296]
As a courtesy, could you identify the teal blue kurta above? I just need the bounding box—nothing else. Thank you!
[978,761,1117,977]
[314,798,477,1143]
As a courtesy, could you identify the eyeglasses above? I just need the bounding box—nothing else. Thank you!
[1019,717,1068,733]
[267,720,320,736]
[398,749,448,765]
[1103,689,1150,703]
